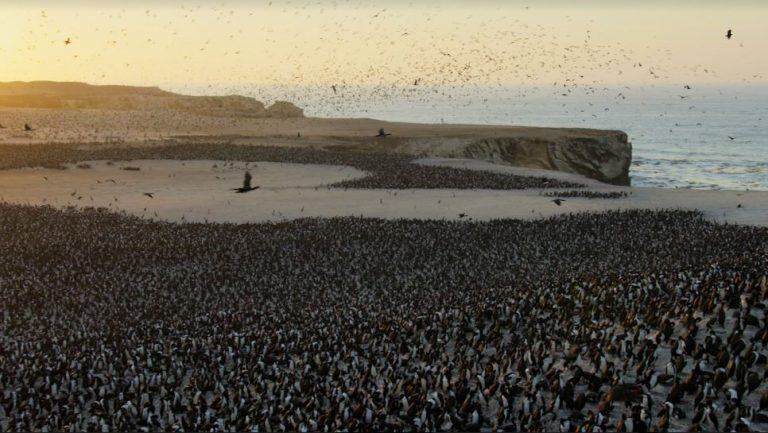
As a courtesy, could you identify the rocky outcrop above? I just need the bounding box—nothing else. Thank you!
[265,100,304,118]
[463,132,631,185]
[0,81,303,118]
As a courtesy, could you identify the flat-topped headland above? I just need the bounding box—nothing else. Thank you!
[0,81,630,185]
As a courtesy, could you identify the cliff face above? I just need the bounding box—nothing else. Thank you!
[463,132,631,185]
[0,81,303,118]
[386,129,631,185]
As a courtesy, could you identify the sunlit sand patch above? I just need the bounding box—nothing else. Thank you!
[0,159,766,226]
[0,160,367,221]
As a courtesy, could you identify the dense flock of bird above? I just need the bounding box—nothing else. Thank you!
[0,142,583,190]
[0,108,256,144]
[0,204,766,432]
[2,2,757,122]
[0,4,765,433]
[543,190,630,200]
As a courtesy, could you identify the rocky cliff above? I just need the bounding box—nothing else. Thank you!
[462,133,631,185]
[377,127,631,185]
[0,81,303,118]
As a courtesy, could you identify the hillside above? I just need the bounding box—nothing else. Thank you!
[0,81,303,118]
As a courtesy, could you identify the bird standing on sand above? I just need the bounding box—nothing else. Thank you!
[24,123,34,131]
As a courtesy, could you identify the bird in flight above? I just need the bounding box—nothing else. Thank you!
[233,171,259,193]
[376,128,392,138]
[143,192,154,199]
[728,136,735,140]
[726,29,733,39]
[64,37,72,45]
[552,198,565,206]
[684,85,691,90]
[458,213,467,218]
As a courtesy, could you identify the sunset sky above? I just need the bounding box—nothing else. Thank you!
[1,0,766,91]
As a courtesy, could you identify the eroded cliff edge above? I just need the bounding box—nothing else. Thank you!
[461,133,631,185]
[337,125,632,185]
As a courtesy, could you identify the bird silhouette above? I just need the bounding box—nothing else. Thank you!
[64,37,72,45]
[726,29,733,39]
[24,123,34,131]
[233,171,259,193]
[143,192,154,199]
[552,198,565,206]
[376,128,392,138]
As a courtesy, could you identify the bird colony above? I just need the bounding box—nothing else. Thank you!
[0,142,767,432]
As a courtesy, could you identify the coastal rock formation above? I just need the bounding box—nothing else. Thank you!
[265,100,305,118]
[0,81,303,118]
[463,132,631,185]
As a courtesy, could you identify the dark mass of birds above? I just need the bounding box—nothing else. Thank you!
[0,205,766,432]
[0,142,584,191]
[544,190,631,200]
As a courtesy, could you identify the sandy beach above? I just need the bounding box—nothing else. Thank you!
[1,156,765,226]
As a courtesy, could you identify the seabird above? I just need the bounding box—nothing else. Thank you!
[24,123,34,131]
[552,198,565,206]
[233,171,259,193]
[376,128,392,138]
[726,29,733,39]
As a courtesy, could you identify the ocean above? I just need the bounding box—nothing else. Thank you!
[184,83,768,191]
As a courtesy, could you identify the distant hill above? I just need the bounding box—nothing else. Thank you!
[0,81,303,118]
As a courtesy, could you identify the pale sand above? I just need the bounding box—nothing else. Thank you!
[0,158,765,226]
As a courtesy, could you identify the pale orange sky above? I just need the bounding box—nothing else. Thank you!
[1,1,766,89]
